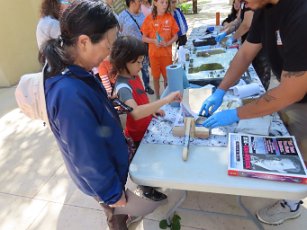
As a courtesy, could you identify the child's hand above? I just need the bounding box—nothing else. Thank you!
[165,91,182,104]
[160,41,169,47]
[155,39,162,47]
[153,109,165,118]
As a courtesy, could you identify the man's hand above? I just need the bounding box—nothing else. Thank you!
[199,88,225,117]
[215,32,227,43]
[202,109,239,128]
[226,36,236,47]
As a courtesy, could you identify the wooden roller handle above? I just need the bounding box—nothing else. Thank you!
[182,117,193,161]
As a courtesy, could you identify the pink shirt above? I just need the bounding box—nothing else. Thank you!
[141,4,152,17]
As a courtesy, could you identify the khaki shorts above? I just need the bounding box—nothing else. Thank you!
[280,103,307,162]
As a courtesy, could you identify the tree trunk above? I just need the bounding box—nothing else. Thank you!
[193,0,197,14]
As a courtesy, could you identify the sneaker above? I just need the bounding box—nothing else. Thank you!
[135,186,167,202]
[256,200,302,225]
[143,188,167,202]
[145,86,154,95]
[126,215,143,228]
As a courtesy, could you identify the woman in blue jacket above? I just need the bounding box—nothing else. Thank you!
[42,1,130,229]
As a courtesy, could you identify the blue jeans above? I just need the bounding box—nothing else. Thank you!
[141,56,150,88]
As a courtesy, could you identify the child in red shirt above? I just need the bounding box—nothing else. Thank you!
[110,36,182,200]
[141,0,179,99]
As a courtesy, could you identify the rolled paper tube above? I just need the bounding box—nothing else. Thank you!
[182,70,189,89]
[160,86,170,99]
[166,64,184,107]
[233,83,261,98]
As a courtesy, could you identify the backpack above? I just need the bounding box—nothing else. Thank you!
[15,66,50,127]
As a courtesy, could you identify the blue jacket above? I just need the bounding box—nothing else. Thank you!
[173,8,188,37]
[45,65,129,205]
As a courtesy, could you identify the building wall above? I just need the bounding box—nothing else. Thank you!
[0,0,41,87]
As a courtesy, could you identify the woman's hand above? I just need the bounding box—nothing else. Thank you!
[109,191,127,208]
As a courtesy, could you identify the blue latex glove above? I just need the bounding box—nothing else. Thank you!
[215,32,227,43]
[199,88,225,117]
[226,36,235,47]
[202,109,239,128]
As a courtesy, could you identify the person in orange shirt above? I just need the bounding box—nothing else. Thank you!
[141,0,179,99]
[98,57,116,97]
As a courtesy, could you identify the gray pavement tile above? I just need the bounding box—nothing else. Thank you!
[0,193,47,230]
[27,202,108,230]
[1,1,307,230]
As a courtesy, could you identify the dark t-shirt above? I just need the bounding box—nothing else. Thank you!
[247,0,307,77]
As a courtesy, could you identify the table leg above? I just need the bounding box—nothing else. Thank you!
[164,192,264,230]
[237,196,264,230]
[165,190,187,223]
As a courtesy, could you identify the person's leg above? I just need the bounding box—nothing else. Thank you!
[150,56,161,99]
[94,197,128,230]
[252,49,271,90]
[160,56,173,88]
[153,77,161,99]
[141,56,154,94]
[257,103,307,225]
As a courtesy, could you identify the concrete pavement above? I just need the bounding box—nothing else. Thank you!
[0,1,306,229]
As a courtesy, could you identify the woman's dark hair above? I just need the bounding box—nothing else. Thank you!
[110,36,147,75]
[222,0,239,26]
[40,0,61,19]
[152,0,170,19]
[42,0,118,77]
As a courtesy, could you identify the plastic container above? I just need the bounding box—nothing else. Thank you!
[216,12,220,26]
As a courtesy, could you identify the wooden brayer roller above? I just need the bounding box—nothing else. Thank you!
[173,117,209,161]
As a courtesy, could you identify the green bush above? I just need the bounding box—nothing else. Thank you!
[178,2,192,14]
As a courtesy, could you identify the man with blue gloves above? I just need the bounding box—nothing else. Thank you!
[215,31,237,47]
[200,0,307,225]
[199,88,239,128]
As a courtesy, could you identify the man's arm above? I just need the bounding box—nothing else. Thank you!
[219,41,262,90]
[238,71,307,119]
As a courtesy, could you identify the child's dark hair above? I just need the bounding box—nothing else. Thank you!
[40,0,61,19]
[42,0,118,77]
[110,36,147,75]
[152,0,171,19]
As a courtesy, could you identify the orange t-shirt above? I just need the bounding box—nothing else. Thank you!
[141,13,179,58]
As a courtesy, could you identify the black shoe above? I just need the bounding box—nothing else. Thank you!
[145,86,154,95]
[143,188,167,201]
